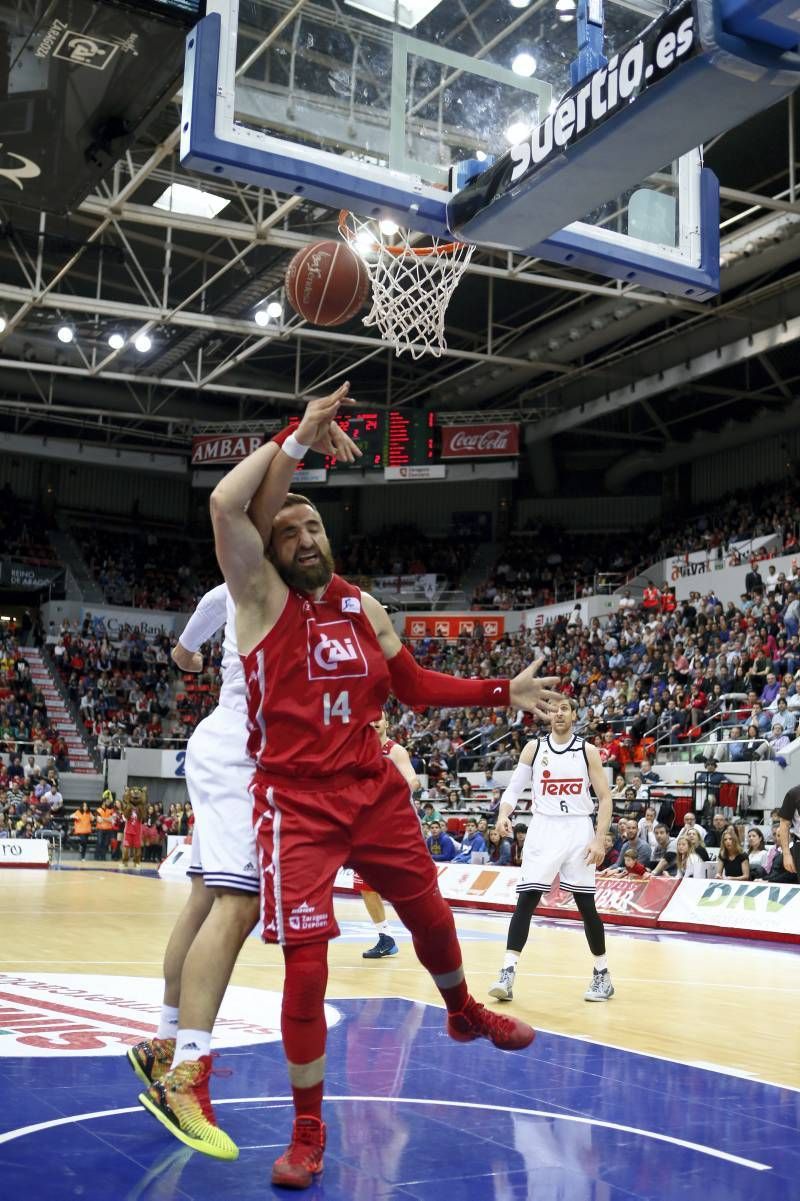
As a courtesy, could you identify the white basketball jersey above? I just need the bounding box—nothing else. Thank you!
[218,588,246,715]
[530,735,594,817]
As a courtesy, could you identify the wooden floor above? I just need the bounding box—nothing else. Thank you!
[2,866,799,1091]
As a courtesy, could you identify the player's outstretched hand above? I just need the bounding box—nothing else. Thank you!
[496,815,513,839]
[508,658,562,721]
[297,382,358,456]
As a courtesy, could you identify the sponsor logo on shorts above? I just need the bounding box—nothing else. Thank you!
[306,619,368,681]
[541,771,584,797]
[243,861,256,874]
[288,900,329,932]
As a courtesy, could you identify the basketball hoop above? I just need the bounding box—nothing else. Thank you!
[338,211,475,360]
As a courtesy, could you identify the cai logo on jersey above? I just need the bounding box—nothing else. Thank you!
[306,619,368,681]
[541,770,584,797]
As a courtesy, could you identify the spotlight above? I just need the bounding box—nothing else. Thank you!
[108,332,125,350]
[0,316,6,334]
[254,309,271,327]
[379,218,399,236]
[57,325,74,344]
[134,333,152,353]
[512,52,537,77]
[266,300,283,319]
[505,120,531,145]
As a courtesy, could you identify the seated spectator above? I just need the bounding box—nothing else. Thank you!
[684,826,710,862]
[746,827,769,878]
[637,806,659,850]
[767,719,791,758]
[426,820,457,862]
[599,832,618,870]
[715,826,750,879]
[704,811,730,848]
[741,723,770,760]
[674,832,706,878]
[452,819,487,863]
[617,817,651,865]
[510,822,527,868]
[682,811,707,839]
[603,848,650,879]
[486,826,511,865]
[419,800,442,827]
[638,758,661,785]
[648,824,677,875]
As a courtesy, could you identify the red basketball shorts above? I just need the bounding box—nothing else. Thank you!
[251,759,438,944]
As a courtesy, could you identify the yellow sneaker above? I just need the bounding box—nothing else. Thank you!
[127,1037,176,1086]
[138,1055,239,1161]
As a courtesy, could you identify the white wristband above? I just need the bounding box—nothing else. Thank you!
[281,432,310,461]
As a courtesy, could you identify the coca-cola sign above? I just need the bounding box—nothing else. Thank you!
[441,423,519,459]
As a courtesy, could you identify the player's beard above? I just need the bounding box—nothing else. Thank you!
[273,542,335,593]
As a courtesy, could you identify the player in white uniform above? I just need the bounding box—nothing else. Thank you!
[126,581,260,1158]
[489,697,615,1003]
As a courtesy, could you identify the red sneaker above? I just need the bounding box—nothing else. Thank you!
[271,1116,326,1190]
[447,996,535,1051]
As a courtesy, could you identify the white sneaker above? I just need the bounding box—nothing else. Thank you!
[488,966,515,1002]
[584,968,614,1002]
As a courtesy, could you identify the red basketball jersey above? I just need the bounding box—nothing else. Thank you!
[381,738,397,757]
[243,574,390,782]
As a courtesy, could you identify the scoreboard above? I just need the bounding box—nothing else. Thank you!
[286,410,437,471]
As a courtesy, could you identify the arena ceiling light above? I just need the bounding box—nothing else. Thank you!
[134,333,152,353]
[505,120,531,145]
[344,1,444,29]
[152,183,230,219]
[511,52,537,77]
[0,316,6,334]
[555,0,576,10]
[107,332,125,350]
[56,325,74,344]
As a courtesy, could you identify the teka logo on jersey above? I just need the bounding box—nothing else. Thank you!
[541,771,584,797]
[307,619,368,681]
[441,423,519,459]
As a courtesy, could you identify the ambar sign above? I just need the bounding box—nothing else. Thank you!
[191,433,264,466]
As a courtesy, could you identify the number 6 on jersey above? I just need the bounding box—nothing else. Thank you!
[323,690,351,725]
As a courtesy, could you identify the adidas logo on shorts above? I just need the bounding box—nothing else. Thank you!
[243,862,256,873]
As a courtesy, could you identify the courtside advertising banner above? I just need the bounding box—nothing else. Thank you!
[659,878,800,942]
[191,433,265,466]
[539,875,680,924]
[0,840,49,869]
[403,615,505,640]
[441,423,519,459]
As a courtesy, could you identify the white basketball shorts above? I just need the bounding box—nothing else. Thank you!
[518,812,596,896]
[186,704,258,893]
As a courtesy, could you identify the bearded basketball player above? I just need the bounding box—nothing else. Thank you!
[140,386,559,1189]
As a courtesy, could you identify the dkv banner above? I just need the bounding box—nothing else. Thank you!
[659,878,800,941]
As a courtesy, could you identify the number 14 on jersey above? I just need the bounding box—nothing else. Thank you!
[323,691,351,725]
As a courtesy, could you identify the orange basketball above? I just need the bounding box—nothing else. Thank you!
[285,240,370,327]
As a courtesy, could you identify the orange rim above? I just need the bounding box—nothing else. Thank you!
[338,210,463,258]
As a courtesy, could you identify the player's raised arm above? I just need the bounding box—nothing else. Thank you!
[210,439,283,604]
[248,384,360,544]
[583,741,613,866]
[172,582,229,673]
[360,591,561,722]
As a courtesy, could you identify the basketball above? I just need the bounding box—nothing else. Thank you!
[285,240,370,327]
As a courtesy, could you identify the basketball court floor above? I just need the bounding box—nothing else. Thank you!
[0,867,797,1200]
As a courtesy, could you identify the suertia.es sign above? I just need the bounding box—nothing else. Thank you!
[191,434,264,466]
[441,423,519,459]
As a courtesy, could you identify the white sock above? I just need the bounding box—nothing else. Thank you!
[503,951,520,970]
[156,1004,179,1040]
[375,921,391,936]
[594,955,608,972]
[171,1028,212,1068]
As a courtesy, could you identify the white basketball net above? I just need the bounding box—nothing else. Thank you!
[339,211,475,360]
